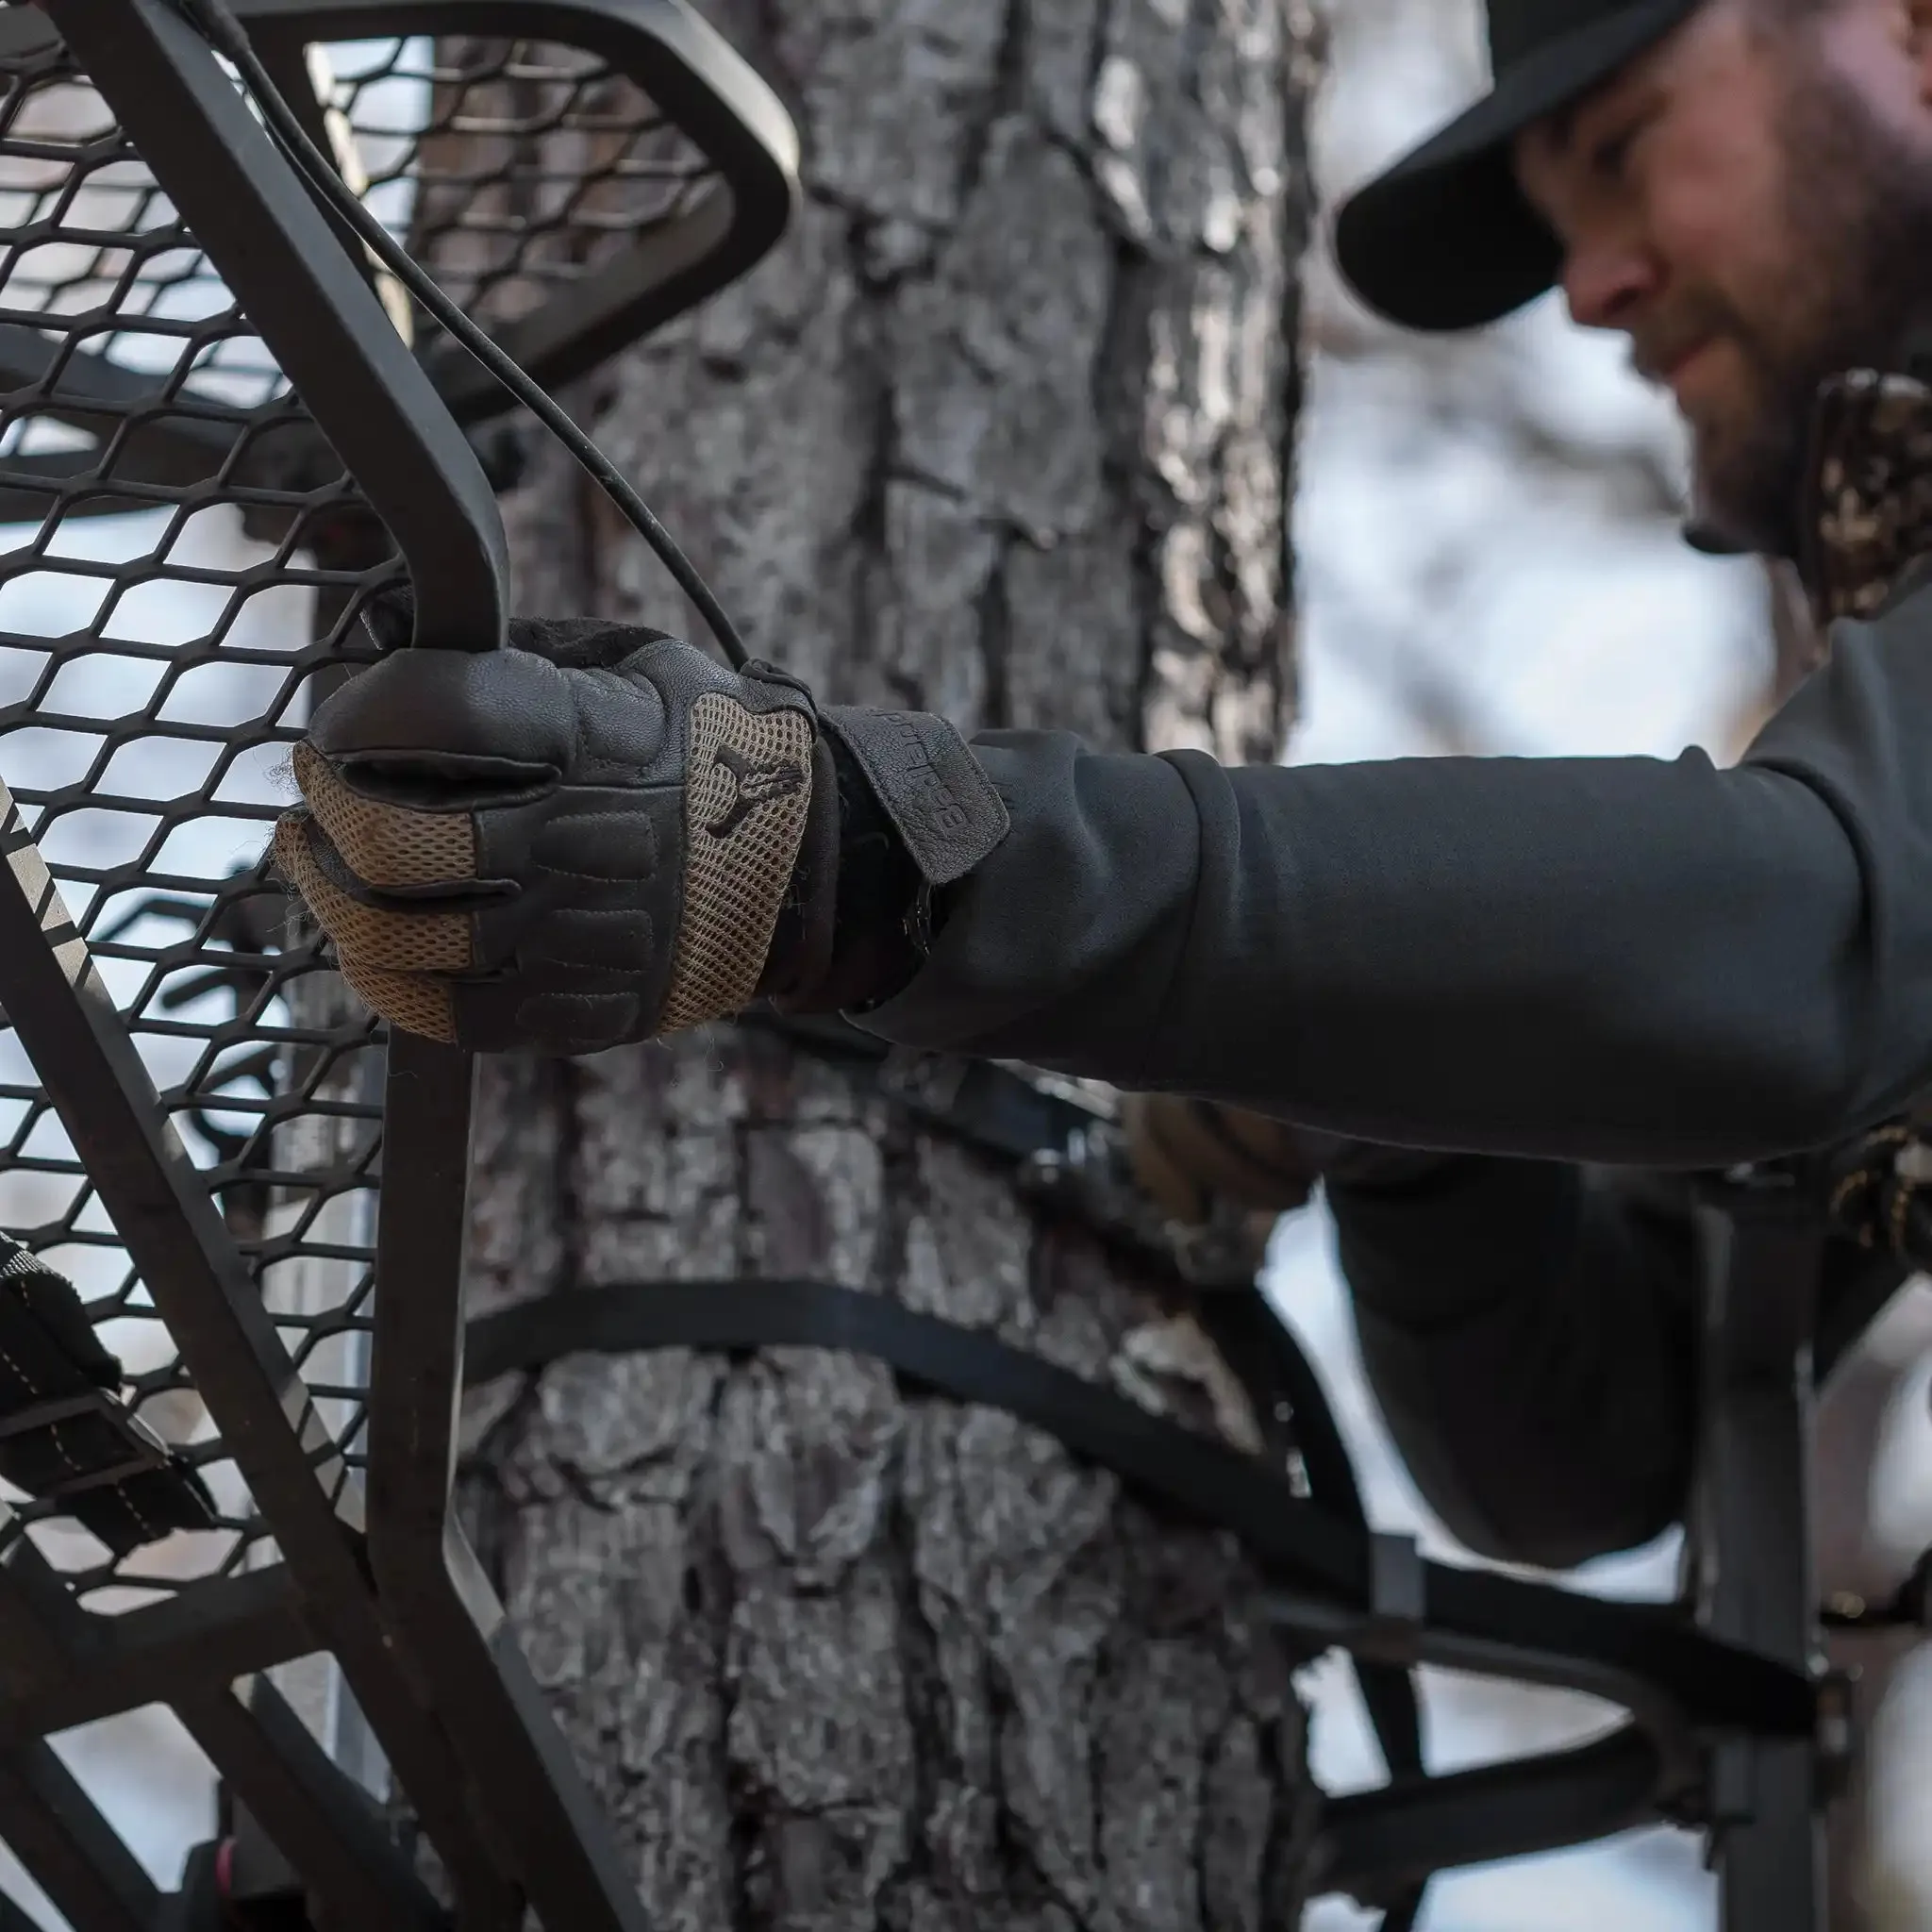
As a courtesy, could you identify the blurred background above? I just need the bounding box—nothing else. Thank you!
[1,0,1930,1926]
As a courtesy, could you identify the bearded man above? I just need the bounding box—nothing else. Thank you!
[280,0,1932,1584]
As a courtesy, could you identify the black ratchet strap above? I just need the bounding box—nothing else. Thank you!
[0,1238,216,1557]
[463,1278,1816,1743]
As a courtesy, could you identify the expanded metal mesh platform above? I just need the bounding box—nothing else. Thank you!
[335,33,719,331]
[0,4,796,1926]
[0,2,391,1614]
[0,0,791,1604]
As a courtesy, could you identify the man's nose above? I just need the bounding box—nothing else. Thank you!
[1560,231,1661,332]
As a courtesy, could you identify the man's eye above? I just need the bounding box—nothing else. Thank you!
[1591,124,1640,180]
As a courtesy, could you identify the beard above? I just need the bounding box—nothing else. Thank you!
[1668,60,1932,558]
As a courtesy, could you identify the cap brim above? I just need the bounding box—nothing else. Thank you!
[1332,0,1703,332]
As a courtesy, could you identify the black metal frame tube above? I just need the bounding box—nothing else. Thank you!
[1690,1190,1829,1932]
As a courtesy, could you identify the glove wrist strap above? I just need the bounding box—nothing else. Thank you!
[767,709,1009,1016]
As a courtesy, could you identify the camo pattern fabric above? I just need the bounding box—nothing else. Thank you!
[1821,1119,1932,1271]
[1801,367,1932,628]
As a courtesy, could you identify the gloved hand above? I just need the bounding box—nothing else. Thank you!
[274,607,1009,1055]
[1123,1092,1332,1224]
[1123,1091,1450,1225]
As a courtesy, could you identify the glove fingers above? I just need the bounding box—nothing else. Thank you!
[336,952,458,1045]
[275,817,460,1042]
[292,743,480,894]
[274,814,475,976]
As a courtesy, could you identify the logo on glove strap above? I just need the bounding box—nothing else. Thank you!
[703,743,806,839]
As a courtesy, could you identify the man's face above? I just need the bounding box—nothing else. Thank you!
[1513,0,1932,557]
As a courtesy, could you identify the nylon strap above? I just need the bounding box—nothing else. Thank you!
[462,1278,1815,1741]
[1190,1289,1426,1932]
[0,1237,216,1557]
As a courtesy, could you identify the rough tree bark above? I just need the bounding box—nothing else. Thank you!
[456,3,1326,1924]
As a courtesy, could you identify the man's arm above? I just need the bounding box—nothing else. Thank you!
[859,584,1932,1167]
[1122,1097,1700,1569]
[279,573,1932,1168]
[1329,1158,1699,1569]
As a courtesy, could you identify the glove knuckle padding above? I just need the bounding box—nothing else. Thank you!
[526,806,656,880]
[308,639,583,772]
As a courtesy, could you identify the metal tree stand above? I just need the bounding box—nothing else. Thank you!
[0,6,792,1926]
[0,4,1912,1928]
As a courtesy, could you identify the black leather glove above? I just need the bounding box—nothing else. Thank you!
[275,609,1009,1055]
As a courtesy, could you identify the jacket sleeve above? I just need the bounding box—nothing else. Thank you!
[857,582,1932,1167]
[1326,1158,1699,1570]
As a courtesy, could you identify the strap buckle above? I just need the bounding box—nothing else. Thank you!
[0,1388,173,1498]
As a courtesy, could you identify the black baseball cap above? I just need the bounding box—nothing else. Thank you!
[1332,0,1705,331]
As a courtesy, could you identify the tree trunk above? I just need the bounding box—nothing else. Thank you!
[457,3,1325,1924]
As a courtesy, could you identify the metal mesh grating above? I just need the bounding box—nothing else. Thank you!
[323,34,719,335]
[0,25,385,1618]
[0,23,708,1616]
